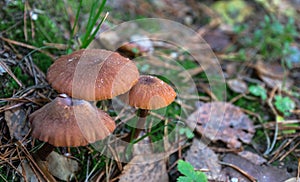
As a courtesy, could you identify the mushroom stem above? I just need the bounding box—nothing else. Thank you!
[134,109,149,138]
[35,142,54,161]
[124,109,149,142]
[138,109,149,118]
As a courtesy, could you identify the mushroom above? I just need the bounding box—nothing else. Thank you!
[29,94,115,161]
[123,75,176,141]
[47,49,139,101]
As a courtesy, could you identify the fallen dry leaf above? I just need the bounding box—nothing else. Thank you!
[185,138,225,181]
[119,153,168,182]
[4,105,29,140]
[255,61,293,89]
[133,131,153,155]
[187,102,255,148]
[203,29,231,52]
[17,159,42,182]
[238,150,267,165]
[227,78,248,94]
[17,157,57,182]
[46,151,79,181]
[221,153,292,182]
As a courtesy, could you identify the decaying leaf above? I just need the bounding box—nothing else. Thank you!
[4,105,29,140]
[46,151,79,181]
[133,131,153,155]
[187,102,255,148]
[185,138,225,181]
[227,78,248,94]
[119,153,168,182]
[255,61,293,89]
[203,29,231,52]
[237,150,267,165]
[18,151,78,181]
[221,153,292,182]
[17,159,41,182]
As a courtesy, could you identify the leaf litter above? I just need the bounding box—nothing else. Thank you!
[221,153,293,182]
[187,102,255,148]
[17,151,79,182]
[185,138,224,181]
[4,105,29,140]
[255,60,294,89]
[1,0,300,181]
[119,153,169,182]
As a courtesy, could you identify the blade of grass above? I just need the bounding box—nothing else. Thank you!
[80,2,97,47]
[84,12,108,48]
[133,123,169,144]
[81,0,107,48]
[90,0,106,31]
[81,1,98,45]
[71,0,83,37]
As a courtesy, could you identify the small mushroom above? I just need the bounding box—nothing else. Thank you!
[128,75,176,110]
[29,94,115,160]
[47,49,139,101]
[123,75,176,141]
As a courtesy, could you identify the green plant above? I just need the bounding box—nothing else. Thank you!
[179,126,194,139]
[249,85,267,100]
[212,0,252,25]
[250,15,296,61]
[274,95,295,116]
[70,0,107,49]
[177,160,208,182]
[236,15,297,63]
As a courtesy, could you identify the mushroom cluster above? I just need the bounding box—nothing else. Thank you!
[30,48,177,161]
[30,49,139,160]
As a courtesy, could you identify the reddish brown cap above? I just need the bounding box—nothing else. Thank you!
[127,75,176,110]
[47,49,139,101]
[29,94,116,147]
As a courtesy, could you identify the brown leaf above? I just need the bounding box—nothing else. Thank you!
[4,105,29,140]
[185,138,225,181]
[255,61,293,89]
[238,150,267,165]
[227,78,248,94]
[187,102,255,148]
[17,159,42,182]
[221,153,292,182]
[133,131,153,155]
[46,151,79,181]
[119,153,168,182]
[17,157,57,182]
[203,29,231,52]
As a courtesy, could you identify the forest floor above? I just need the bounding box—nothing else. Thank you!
[1,0,300,181]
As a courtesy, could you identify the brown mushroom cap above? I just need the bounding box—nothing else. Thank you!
[29,95,116,147]
[47,49,139,101]
[128,75,176,110]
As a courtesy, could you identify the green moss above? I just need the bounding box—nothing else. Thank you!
[1,78,19,98]
[32,53,53,73]
[235,97,263,113]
